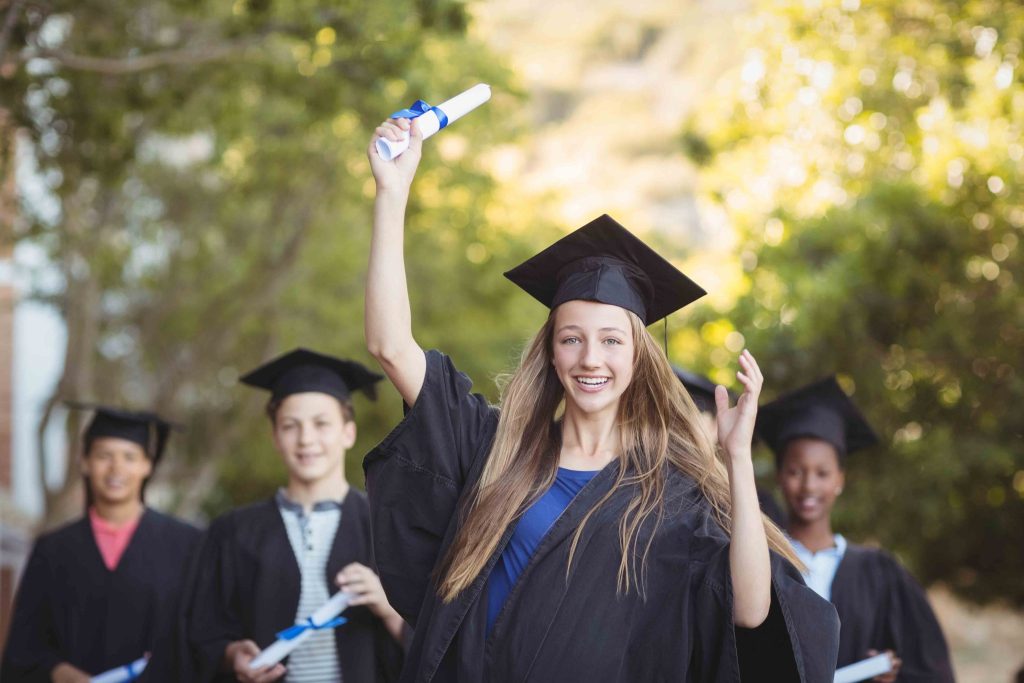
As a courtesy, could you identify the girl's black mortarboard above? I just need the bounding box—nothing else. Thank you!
[503,214,706,325]
[756,376,879,461]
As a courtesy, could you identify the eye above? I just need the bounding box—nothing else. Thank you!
[560,336,580,345]
[602,337,623,345]
[315,421,331,429]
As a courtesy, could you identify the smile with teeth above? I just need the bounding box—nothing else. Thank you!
[575,376,609,387]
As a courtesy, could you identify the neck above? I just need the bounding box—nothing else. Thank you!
[286,467,349,512]
[559,403,620,469]
[92,498,144,526]
[787,517,836,553]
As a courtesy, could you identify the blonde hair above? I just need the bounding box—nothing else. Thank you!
[437,309,798,602]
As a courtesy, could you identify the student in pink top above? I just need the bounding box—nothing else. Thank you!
[1,405,201,683]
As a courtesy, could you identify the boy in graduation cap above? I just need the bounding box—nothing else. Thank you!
[675,367,787,527]
[1,405,201,683]
[362,117,840,682]
[758,377,955,682]
[187,349,405,683]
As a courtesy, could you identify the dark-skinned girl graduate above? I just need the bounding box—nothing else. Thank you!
[360,115,839,682]
[0,405,201,683]
[758,377,955,682]
[186,349,405,683]
[675,367,787,527]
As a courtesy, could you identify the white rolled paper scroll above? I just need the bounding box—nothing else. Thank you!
[249,591,351,670]
[833,652,893,683]
[375,83,492,161]
[90,657,148,683]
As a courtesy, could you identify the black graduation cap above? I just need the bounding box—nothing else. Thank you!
[239,348,384,402]
[503,214,706,325]
[673,367,733,415]
[66,401,177,464]
[756,376,879,460]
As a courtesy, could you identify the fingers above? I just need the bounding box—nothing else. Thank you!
[714,384,730,415]
[374,119,409,143]
[736,349,763,398]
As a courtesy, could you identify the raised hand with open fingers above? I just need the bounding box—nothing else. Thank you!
[714,348,764,460]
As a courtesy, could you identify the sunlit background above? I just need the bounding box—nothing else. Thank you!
[0,0,1021,678]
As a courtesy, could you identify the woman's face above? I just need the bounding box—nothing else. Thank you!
[776,437,845,525]
[272,392,355,485]
[551,300,635,418]
[82,437,153,506]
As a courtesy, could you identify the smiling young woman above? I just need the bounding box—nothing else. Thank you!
[759,377,955,682]
[361,118,841,682]
[0,406,200,683]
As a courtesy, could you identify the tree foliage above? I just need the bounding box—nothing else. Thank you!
[682,0,1023,605]
[2,0,555,521]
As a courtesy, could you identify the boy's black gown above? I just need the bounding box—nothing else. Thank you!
[831,545,955,682]
[0,509,201,682]
[364,351,840,683]
[187,488,403,682]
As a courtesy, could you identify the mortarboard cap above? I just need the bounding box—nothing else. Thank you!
[503,214,706,325]
[239,348,383,403]
[673,367,734,415]
[67,401,178,464]
[756,376,879,461]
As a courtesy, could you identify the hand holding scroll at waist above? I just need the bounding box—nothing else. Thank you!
[368,118,423,195]
[225,639,285,683]
[715,348,763,461]
[866,649,902,683]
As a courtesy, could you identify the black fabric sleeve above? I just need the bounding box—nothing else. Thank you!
[691,532,839,682]
[0,539,64,682]
[880,553,955,683]
[363,350,498,626]
[185,518,244,683]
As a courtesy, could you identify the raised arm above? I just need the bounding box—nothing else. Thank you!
[715,349,772,628]
[366,118,427,405]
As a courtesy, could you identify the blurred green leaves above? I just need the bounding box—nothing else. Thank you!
[683,0,1023,605]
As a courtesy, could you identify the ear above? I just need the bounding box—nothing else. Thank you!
[836,469,846,495]
[341,419,357,450]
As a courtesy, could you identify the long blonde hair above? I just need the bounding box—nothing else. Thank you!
[438,308,799,602]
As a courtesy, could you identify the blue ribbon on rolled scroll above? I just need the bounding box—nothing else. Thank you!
[276,616,348,641]
[124,660,144,682]
[389,100,449,129]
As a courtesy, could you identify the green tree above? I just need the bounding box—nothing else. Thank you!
[682,0,1023,605]
[2,0,555,522]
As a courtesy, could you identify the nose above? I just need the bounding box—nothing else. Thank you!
[298,423,315,446]
[580,340,601,369]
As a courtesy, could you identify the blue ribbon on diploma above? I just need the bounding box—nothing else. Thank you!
[123,661,144,682]
[389,100,449,129]
[276,616,348,641]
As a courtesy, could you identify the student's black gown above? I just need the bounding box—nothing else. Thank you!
[187,488,403,682]
[0,508,201,683]
[831,544,955,682]
[364,351,841,683]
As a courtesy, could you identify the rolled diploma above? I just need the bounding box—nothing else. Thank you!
[833,653,893,683]
[90,657,147,683]
[375,83,492,161]
[249,591,351,669]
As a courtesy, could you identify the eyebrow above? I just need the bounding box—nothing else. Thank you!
[556,325,628,335]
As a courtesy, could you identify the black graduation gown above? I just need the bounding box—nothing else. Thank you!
[364,350,840,682]
[186,489,403,682]
[0,508,201,683]
[831,544,955,682]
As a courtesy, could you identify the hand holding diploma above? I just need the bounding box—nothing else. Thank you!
[89,657,147,683]
[833,651,897,683]
[375,83,491,161]
[246,590,351,671]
